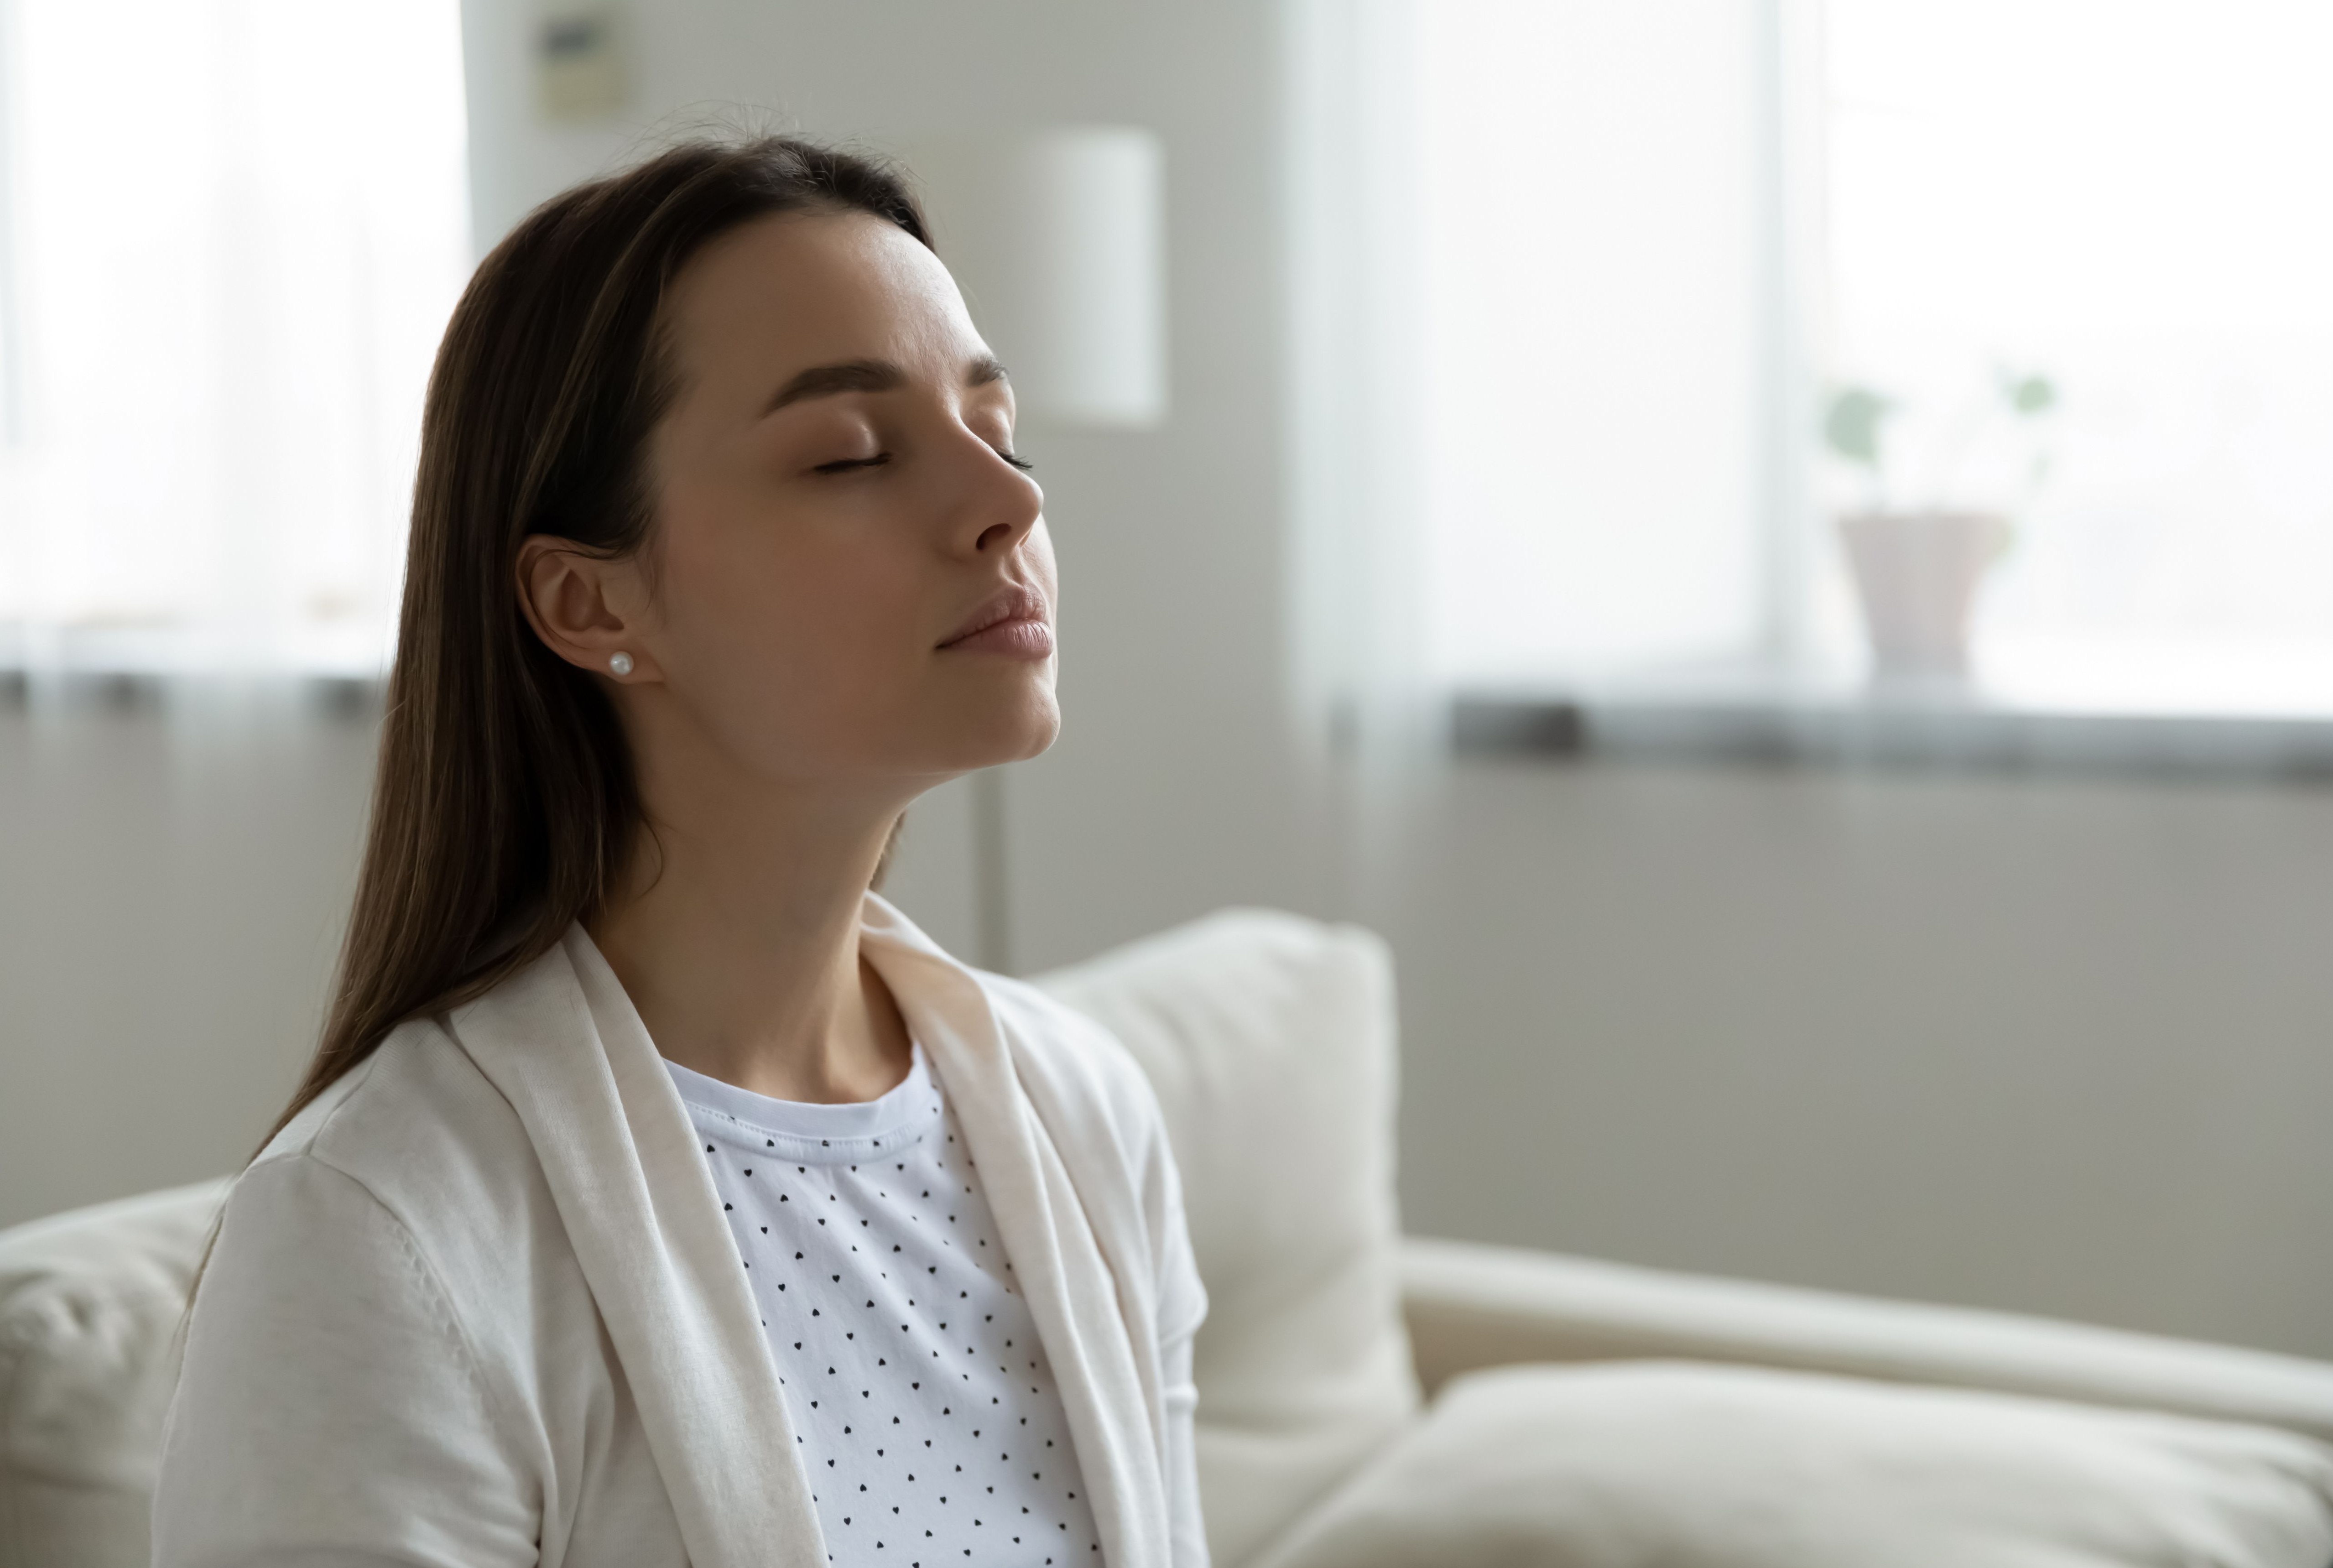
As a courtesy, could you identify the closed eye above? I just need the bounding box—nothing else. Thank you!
[813,453,892,474]
[997,451,1035,472]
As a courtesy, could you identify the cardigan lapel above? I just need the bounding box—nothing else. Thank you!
[859,892,1170,1568]
[446,932,827,1568]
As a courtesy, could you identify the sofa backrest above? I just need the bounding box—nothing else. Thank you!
[0,908,1416,1568]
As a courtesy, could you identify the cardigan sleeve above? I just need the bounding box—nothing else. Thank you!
[152,1152,543,1568]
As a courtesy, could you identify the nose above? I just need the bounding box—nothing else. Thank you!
[946,434,1043,559]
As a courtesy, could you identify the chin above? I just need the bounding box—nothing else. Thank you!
[911,690,1058,775]
[993,694,1062,764]
[1010,712,1062,763]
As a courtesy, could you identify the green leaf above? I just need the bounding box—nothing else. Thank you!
[1823,386,1895,467]
[2005,373,2057,416]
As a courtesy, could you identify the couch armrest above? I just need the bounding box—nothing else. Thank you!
[1401,1235,2333,1443]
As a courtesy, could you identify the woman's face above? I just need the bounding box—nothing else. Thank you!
[536,208,1058,802]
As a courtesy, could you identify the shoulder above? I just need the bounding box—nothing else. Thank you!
[196,1008,601,1455]
[166,1085,548,1567]
[255,1015,542,1231]
[233,1012,575,1360]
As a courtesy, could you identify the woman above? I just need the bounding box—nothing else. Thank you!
[152,137,1208,1568]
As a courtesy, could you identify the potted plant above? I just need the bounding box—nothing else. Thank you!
[1823,370,2057,678]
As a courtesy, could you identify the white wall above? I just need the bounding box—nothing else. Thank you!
[7,0,2333,1368]
[1384,759,2333,1362]
[0,692,378,1224]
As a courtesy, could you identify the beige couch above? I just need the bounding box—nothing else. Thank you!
[7,910,2333,1567]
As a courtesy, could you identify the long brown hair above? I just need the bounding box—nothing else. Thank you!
[259,136,930,1152]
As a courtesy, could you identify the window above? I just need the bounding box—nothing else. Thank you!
[1824,0,2333,713]
[1414,0,2333,720]
[0,0,470,677]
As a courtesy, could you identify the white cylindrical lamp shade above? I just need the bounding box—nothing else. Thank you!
[903,128,1167,430]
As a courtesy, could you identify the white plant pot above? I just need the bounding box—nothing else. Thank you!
[1837,510,2010,678]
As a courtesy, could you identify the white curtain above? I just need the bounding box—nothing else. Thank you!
[1288,0,1783,723]
[0,0,470,677]
[1286,0,1428,736]
[1284,0,1437,915]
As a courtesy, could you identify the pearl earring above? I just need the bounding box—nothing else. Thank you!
[608,651,634,677]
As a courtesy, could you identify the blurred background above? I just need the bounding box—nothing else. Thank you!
[4,0,2332,1362]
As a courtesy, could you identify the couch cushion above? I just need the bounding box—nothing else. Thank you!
[1252,1360,2333,1568]
[1036,910,1419,1568]
[0,1180,231,1568]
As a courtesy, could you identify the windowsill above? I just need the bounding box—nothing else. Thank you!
[0,626,390,719]
[1452,662,2333,782]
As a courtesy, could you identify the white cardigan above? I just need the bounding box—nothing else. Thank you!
[152,894,1208,1568]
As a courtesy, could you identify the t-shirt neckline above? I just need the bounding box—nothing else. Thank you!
[664,1044,940,1165]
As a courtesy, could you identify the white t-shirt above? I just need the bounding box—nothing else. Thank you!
[667,1045,1104,1568]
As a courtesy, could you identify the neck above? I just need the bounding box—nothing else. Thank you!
[586,758,919,1106]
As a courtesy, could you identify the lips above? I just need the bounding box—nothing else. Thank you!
[939,583,1052,655]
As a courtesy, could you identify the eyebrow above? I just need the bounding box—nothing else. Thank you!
[761,354,1011,415]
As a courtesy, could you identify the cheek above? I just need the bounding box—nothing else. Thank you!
[656,510,927,717]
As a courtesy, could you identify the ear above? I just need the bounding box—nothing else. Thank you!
[515,535,661,683]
